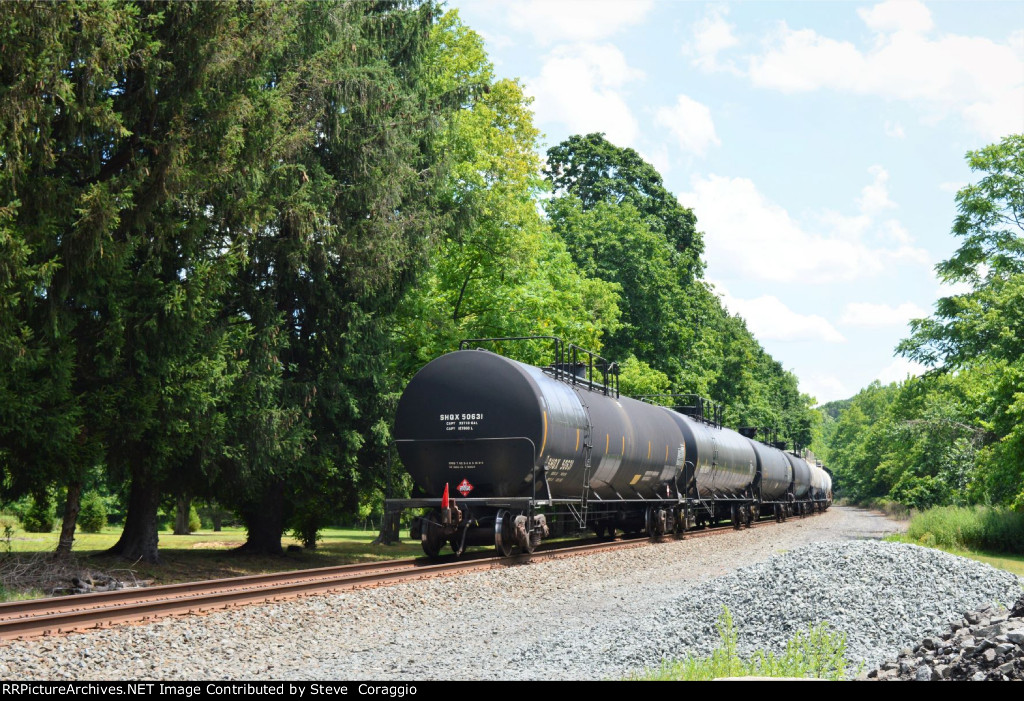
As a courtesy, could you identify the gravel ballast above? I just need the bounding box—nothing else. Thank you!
[0,507,1020,681]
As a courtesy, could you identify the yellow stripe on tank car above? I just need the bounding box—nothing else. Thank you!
[621,436,625,455]
[630,474,642,485]
[575,429,580,452]
[605,433,610,453]
[647,441,651,460]
[665,445,669,462]
[540,411,548,457]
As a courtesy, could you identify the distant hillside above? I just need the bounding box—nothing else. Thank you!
[819,398,852,420]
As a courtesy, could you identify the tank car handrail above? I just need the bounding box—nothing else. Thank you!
[457,335,620,398]
[639,393,724,429]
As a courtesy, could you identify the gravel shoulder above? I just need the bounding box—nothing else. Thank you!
[3,506,1019,681]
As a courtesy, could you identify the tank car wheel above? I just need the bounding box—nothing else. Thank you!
[646,506,667,538]
[513,512,539,554]
[495,509,514,557]
[594,522,614,540]
[421,511,445,559]
[674,508,687,539]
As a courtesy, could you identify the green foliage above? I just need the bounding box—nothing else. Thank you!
[22,495,54,533]
[0,3,831,558]
[617,356,672,398]
[825,371,988,507]
[0,513,19,538]
[545,132,703,280]
[544,135,817,448]
[77,492,109,534]
[854,497,913,521]
[907,505,1024,554]
[188,505,201,534]
[633,607,853,680]
[394,12,620,384]
[828,135,1024,511]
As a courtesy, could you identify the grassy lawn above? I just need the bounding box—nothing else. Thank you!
[0,526,424,598]
[885,533,1024,577]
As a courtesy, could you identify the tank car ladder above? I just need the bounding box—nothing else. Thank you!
[579,428,594,528]
[567,392,595,530]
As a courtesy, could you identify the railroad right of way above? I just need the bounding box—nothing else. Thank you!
[1,507,1020,681]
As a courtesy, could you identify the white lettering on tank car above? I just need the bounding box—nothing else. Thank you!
[440,412,485,432]
[448,460,482,470]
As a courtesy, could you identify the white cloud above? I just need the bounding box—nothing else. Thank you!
[654,94,721,156]
[801,373,852,404]
[746,7,1024,140]
[526,44,643,147]
[884,120,905,138]
[687,7,740,72]
[716,284,845,343]
[502,0,653,44]
[840,301,928,326]
[880,219,918,246]
[877,357,929,384]
[1011,29,1024,53]
[679,172,930,284]
[857,165,897,215]
[857,0,933,35]
[477,29,515,52]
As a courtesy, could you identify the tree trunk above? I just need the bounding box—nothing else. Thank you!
[173,494,191,535]
[212,510,222,532]
[106,466,162,564]
[233,481,286,555]
[372,510,401,545]
[55,480,82,558]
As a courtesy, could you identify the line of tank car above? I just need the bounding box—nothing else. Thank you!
[390,340,832,559]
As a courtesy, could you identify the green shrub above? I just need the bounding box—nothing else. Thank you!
[860,498,912,520]
[632,607,853,680]
[22,496,54,533]
[0,513,19,532]
[188,504,201,533]
[77,492,108,533]
[907,505,1024,554]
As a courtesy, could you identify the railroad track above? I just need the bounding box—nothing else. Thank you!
[0,515,811,641]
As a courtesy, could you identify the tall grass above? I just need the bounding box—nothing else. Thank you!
[632,608,853,680]
[907,505,1024,554]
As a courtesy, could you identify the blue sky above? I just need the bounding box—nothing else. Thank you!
[450,0,1023,404]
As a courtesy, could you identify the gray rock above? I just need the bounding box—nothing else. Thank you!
[915,665,932,681]
[974,623,1006,639]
